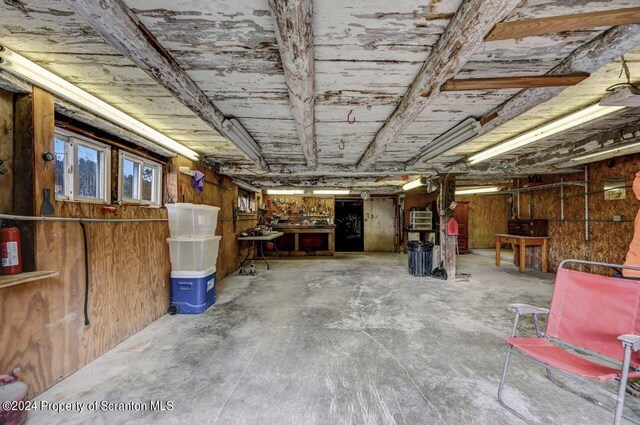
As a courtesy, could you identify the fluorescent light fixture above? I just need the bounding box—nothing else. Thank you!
[266,189,305,195]
[313,189,350,195]
[467,103,625,164]
[402,177,428,191]
[233,179,262,193]
[455,186,501,195]
[0,45,199,161]
[571,141,640,162]
[407,118,480,166]
[222,118,267,169]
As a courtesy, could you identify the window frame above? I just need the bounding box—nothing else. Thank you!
[54,128,111,204]
[118,151,163,207]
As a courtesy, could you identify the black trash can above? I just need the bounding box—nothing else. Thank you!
[408,240,434,277]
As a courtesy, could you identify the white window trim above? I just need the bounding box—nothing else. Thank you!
[118,151,162,206]
[54,127,111,204]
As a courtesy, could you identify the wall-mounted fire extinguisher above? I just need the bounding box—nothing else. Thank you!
[1,225,22,275]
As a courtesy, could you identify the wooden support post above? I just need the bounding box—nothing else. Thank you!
[439,176,456,280]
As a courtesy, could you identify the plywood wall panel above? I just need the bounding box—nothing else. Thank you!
[456,194,509,249]
[516,153,640,272]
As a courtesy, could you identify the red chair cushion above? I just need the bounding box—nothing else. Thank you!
[506,337,640,382]
[547,268,640,366]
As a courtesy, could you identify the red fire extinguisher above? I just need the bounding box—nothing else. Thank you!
[1,226,22,275]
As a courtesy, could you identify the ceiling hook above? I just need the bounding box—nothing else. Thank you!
[338,140,345,150]
[347,110,356,124]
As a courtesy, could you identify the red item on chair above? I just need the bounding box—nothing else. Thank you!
[446,217,459,236]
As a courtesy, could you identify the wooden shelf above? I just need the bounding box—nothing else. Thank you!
[0,271,59,289]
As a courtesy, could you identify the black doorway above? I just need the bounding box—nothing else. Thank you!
[335,199,364,252]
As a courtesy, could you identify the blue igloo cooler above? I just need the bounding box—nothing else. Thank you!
[168,266,216,314]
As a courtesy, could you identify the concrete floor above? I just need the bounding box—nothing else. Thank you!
[29,253,639,424]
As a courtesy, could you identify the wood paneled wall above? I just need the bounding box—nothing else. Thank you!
[516,154,640,272]
[0,87,252,397]
[456,194,509,249]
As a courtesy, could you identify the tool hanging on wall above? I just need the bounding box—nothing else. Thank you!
[40,189,54,215]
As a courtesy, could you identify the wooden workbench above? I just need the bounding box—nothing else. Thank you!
[270,225,335,256]
[495,233,549,273]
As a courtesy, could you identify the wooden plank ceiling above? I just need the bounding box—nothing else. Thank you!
[1,0,640,191]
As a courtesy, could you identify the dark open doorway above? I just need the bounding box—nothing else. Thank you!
[334,199,364,252]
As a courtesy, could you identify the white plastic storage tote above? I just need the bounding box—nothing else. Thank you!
[167,236,221,271]
[167,203,220,238]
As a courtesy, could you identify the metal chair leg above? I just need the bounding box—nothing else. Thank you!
[614,347,633,425]
[498,347,536,425]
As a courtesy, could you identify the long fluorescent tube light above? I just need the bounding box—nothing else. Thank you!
[222,118,267,169]
[313,189,350,195]
[467,103,625,164]
[571,141,640,162]
[455,186,501,195]
[408,118,480,166]
[233,179,262,193]
[266,189,305,195]
[0,45,199,161]
[402,177,427,191]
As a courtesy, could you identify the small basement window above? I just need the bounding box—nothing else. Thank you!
[54,128,111,203]
[238,189,256,213]
[118,151,162,206]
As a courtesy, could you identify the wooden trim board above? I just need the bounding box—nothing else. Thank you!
[0,271,59,289]
[486,7,640,41]
[441,73,589,91]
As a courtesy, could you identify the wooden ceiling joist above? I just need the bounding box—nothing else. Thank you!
[268,0,317,170]
[354,0,521,171]
[68,0,269,171]
[478,24,640,136]
[441,73,589,91]
[485,7,640,41]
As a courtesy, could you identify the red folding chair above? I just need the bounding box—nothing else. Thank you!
[498,259,640,425]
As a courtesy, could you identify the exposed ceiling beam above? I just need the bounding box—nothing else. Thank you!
[67,0,269,170]
[268,0,317,170]
[509,121,640,169]
[220,160,577,181]
[0,68,31,93]
[355,0,521,171]
[441,73,589,91]
[479,24,640,133]
[485,7,640,41]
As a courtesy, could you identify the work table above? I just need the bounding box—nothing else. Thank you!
[268,225,335,256]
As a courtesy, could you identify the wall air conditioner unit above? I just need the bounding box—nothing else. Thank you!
[600,85,640,107]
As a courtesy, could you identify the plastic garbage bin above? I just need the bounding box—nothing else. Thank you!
[408,240,434,277]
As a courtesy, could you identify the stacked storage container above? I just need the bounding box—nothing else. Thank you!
[166,204,221,314]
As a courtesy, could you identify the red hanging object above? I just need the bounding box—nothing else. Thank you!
[446,217,459,236]
[1,226,22,275]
